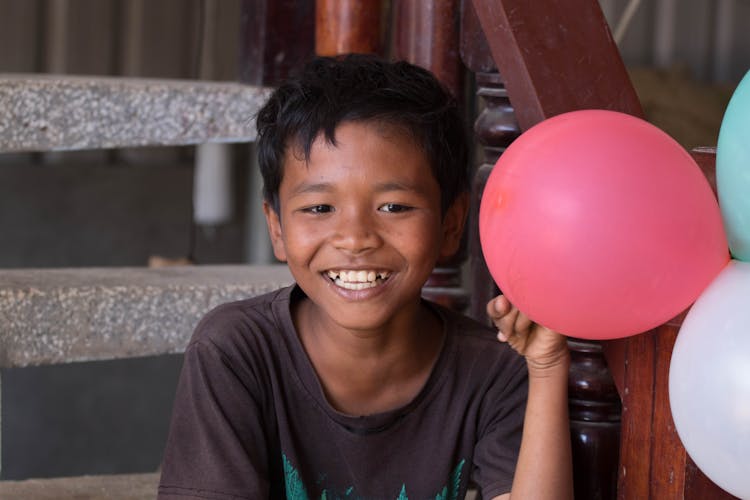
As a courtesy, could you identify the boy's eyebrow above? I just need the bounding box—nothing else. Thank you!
[289,182,335,195]
[289,180,427,195]
[373,181,423,193]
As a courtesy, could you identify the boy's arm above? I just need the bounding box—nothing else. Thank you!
[487,296,574,500]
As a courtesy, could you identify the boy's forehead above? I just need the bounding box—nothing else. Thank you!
[279,122,436,190]
[285,120,426,164]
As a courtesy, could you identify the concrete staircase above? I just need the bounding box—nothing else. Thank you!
[0,75,287,498]
[0,75,271,152]
[0,473,162,500]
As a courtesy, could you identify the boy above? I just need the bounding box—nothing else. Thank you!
[158,54,572,500]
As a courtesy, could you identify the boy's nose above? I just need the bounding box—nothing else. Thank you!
[331,210,382,253]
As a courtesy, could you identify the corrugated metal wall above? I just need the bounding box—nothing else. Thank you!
[0,0,239,79]
[2,0,746,82]
[4,1,749,80]
[0,0,242,167]
[598,0,750,149]
[601,0,750,83]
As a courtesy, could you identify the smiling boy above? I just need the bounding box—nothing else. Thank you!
[158,55,572,500]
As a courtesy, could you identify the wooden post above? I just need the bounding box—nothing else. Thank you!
[239,0,316,265]
[240,0,315,86]
[392,0,467,312]
[315,0,384,56]
[392,0,462,98]
[615,150,737,500]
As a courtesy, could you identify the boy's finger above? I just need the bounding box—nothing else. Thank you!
[513,311,533,335]
[496,306,520,339]
[486,295,510,320]
[507,331,527,353]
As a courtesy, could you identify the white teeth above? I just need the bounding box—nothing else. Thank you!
[334,279,373,290]
[325,269,391,290]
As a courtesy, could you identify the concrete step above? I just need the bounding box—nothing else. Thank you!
[0,472,160,499]
[0,265,292,368]
[0,473,479,499]
[0,75,272,153]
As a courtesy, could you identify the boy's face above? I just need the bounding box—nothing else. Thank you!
[264,121,466,333]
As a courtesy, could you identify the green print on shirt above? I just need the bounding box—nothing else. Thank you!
[282,454,465,500]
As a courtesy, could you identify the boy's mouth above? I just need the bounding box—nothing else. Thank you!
[325,270,391,290]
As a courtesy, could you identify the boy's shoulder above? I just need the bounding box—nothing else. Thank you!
[187,285,294,349]
[429,300,525,368]
[429,300,527,417]
[432,300,503,343]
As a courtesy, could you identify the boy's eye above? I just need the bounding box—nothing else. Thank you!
[302,204,333,214]
[379,203,412,213]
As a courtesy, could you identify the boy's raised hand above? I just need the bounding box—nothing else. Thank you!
[486,295,569,376]
[488,295,575,500]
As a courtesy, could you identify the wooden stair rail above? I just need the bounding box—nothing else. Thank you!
[468,0,643,130]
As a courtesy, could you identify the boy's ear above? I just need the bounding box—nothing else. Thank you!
[438,192,469,262]
[263,201,288,262]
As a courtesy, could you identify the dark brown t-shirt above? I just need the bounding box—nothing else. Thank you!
[158,285,527,500]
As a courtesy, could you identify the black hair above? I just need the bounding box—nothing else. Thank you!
[255,53,469,215]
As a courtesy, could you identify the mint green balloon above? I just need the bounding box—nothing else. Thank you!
[717,70,750,261]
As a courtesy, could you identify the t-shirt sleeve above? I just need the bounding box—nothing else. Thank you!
[471,352,528,499]
[158,313,273,499]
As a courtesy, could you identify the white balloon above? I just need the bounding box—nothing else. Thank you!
[670,259,750,499]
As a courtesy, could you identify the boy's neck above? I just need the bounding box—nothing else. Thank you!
[293,297,445,417]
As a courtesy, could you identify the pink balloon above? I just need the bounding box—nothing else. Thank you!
[479,110,729,339]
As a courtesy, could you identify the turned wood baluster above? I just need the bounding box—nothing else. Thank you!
[459,1,521,321]
[460,2,621,499]
[568,340,621,500]
[392,0,468,312]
